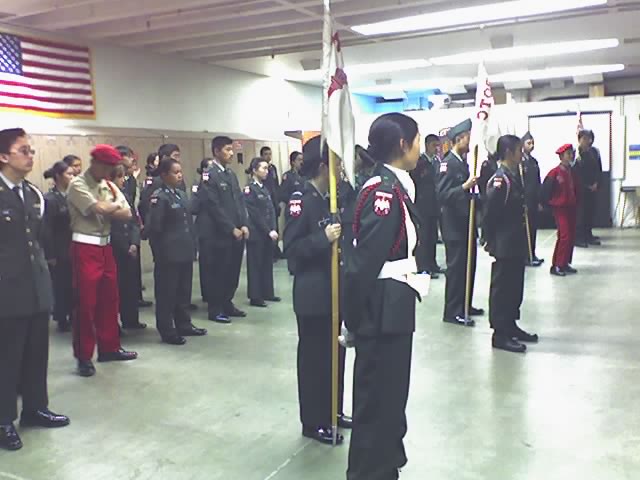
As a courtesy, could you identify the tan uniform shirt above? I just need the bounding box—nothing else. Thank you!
[67,169,129,236]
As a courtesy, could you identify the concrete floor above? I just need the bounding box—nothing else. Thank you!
[2,229,640,480]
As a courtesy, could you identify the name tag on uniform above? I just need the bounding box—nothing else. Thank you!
[171,203,181,209]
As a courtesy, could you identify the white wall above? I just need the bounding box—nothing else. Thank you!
[0,43,323,140]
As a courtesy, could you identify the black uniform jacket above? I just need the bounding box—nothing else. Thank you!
[343,166,422,336]
[483,165,528,260]
[43,187,71,262]
[111,189,141,257]
[437,150,477,242]
[577,146,603,188]
[410,154,439,218]
[278,169,304,205]
[197,164,248,248]
[283,182,333,317]
[245,181,276,243]
[0,178,53,318]
[522,153,541,208]
[479,158,498,199]
[145,185,196,264]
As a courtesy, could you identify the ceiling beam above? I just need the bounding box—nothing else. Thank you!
[0,0,100,18]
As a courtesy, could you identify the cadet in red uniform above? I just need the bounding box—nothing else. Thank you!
[542,144,579,277]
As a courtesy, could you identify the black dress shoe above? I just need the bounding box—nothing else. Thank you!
[514,328,539,343]
[225,306,247,318]
[56,320,71,333]
[302,426,344,445]
[575,241,589,248]
[492,334,527,353]
[162,335,187,345]
[250,300,268,307]
[550,266,566,277]
[77,360,96,377]
[122,322,147,330]
[338,414,353,429]
[469,306,485,316]
[588,238,601,246]
[427,271,440,279]
[563,265,578,274]
[443,316,475,327]
[209,313,231,324]
[188,303,198,311]
[266,296,281,302]
[138,300,153,308]
[533,256,545,265]
[177,326,207,336]
[97,348,138,362]
[0,424,22,451]
[20,409,70,428]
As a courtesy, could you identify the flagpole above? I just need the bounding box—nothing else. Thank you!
[519,163,534,264]
[464,144,479,322]
[328,149,340,446]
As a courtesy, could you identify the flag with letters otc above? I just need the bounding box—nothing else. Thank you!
[471,62,498,154]
[0,32,95,118]
[321,0,355,185]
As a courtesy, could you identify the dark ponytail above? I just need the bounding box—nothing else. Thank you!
[44,160,70,181]
[366,113,419,164]
[197,158,213,175]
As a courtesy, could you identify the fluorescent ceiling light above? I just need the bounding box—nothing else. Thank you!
[352,0,607,36]
[490,64,624,82]
[287,59,431,81]
[430,39,619,66]
[352,77,474,96]
[453,99,475,104]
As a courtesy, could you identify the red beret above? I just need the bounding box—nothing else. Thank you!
[91,144,122,165]
[555,144,574,155]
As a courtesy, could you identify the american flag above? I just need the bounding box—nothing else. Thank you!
[0,33,95,118]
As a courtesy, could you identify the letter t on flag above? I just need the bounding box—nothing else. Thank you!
[322,0,355,185]
[471,62,497,154]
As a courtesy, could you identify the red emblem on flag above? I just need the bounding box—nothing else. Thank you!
[328,68,348,99]
[289,199,303,217]
[373,191,392,216]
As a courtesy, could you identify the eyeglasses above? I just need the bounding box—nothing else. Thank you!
[10,147,36,156]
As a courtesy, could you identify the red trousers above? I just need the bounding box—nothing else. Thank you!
[71,242,121,361]
[552,207,577,268]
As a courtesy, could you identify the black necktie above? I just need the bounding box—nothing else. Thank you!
[12,185,23,203]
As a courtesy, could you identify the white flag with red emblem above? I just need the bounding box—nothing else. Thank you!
[471,62,498,154]
[576,109,584,136]
[322,0,355,185]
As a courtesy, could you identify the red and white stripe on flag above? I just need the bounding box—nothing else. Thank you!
[0,32,95,118]
[321,0,355,185]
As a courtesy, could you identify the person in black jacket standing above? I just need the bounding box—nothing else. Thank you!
[261,146,283,259]
[199,136,250,323]
[576,129,603,247]
[145,158,207,345]
[284,135,350,445]
[0,128,70,451]
[279,151,304,214]
[410,133,442,278]
[437,119,483,327]
[520,132,544,265]
[245,157,280,307]
[484,135,538,354]
[43,161,75,332]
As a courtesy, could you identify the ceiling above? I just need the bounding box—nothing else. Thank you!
[1,0,640,97]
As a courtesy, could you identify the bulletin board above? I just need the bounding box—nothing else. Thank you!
[622,118,640,188]
[528,111,612,180]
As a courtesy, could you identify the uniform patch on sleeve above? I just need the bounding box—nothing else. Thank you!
[282,173,288,181]
[145,178,153,186]
[150,196,158,205]
[289,199,303,217]
[373,191,393,216]
[439,162,448,173]
[244,185,251,195]
[202,172,209,182]
[493,177,503,188]
[192,185,198,193]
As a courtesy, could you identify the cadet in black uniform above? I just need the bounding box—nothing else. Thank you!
[521,132,544,266]
[576,129,603,247]
[283,135,350,445]
[410,134,442,278]
[279,151,304,214]
[193,158,214,303]
[261,146,283,259]
[0,128,70,451]
[437,118,483,326]
[245,157,280,307]
[145,158,207,345]
[478,152,498,246]
[199,136,249,323]
[344,113,425,480]
[483,135,539,354]
[43,161,74,332]
[110,165,146,331]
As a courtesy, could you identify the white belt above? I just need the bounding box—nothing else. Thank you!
[378,258,417,279]
[72,233,111,246]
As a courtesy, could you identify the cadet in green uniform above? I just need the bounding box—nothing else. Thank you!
[145,158,207,345]
[284,136,350,445]
[484,135,539,353]
[0,128,69,451]
[43,161,75,332]
[437,119,483,326]
[245,157,280,307]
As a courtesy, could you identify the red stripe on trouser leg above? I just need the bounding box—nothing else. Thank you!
[71,242,121,361]
[552,207,576,268]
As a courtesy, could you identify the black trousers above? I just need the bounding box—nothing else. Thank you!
[526,205,538,258]
[443,238,477,320]
[207,240,245,316]
[114,249,140,327]
[347,334,413,480]
[576,189,597,242]
[50,259,72,324]
[416,216,439,273]
[154,261,193,338]
[247,239,275,301]
[0,313,49,424]
[135,251,144,301]
[296,315,346,428]
[198,241,210,303]
[489,258,525,336]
